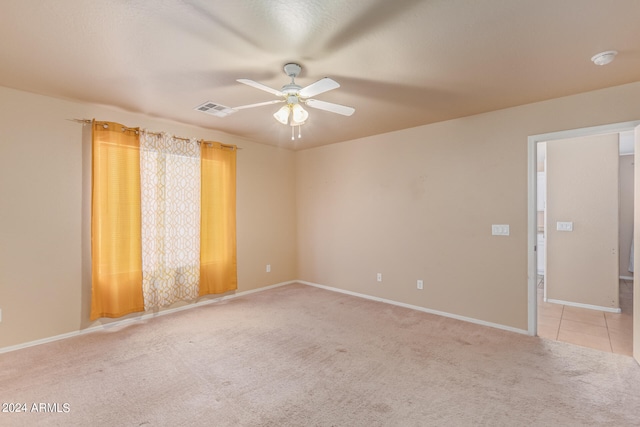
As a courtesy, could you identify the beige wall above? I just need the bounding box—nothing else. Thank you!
[545,134,619,309]
[2,82,640,351]
[0,86,297,348]
[619,154,634,278]
[296,82,640,331]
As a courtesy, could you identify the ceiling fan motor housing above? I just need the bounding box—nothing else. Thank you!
[282,84,302,97]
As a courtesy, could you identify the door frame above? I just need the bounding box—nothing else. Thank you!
[527,120,640,336]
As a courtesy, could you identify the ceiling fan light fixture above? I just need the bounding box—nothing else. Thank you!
[292,103,309,123]
[591,50,618,66]
[273,105,290,124]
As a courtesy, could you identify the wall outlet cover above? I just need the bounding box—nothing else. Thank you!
[556,221,573,232]
[491,224,510,236]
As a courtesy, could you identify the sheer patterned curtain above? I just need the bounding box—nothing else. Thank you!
[140,133,201,309]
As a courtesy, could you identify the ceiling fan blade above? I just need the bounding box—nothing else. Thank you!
[232,100,284,110]
[299,78,340,98]
[305,99,355,116]
[237,79,283,97]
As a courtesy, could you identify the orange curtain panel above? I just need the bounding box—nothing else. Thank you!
[199,142,238,295]
[90,121,145,319]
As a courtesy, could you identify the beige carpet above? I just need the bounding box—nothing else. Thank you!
[1,283,639,426]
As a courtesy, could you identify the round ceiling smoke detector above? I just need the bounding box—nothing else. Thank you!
[591,50,618,66]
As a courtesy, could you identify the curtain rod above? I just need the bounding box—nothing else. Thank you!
[68,118,242,150]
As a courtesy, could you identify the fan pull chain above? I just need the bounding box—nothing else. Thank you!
[291,127,295,140]
[298,125,302,139]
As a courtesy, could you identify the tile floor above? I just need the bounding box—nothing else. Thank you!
[537,277,634,356]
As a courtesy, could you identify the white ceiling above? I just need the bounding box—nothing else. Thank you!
[1,0,639,150]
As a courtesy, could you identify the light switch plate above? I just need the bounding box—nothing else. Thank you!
[556,221,573,232]
[492,224,510,236]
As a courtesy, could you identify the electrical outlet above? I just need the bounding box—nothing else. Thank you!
[0,308,2,323]
[417,280,423,290]
[266,264,271,273]
[377,273,382,282]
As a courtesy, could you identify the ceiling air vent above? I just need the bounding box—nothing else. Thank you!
[194,101,236,118]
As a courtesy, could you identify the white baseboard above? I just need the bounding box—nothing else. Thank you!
[2,279,534,354]
[298,280,529,335]
[619,275,634,281]
[546,298,622,313]
[0,280,296,354]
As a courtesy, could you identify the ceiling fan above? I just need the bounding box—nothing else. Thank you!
[196,63,354,138]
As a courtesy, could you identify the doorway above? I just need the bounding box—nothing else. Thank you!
[527,121,640,357]
[536,134,633,354]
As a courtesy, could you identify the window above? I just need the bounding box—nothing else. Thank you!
[90,121,237,320]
